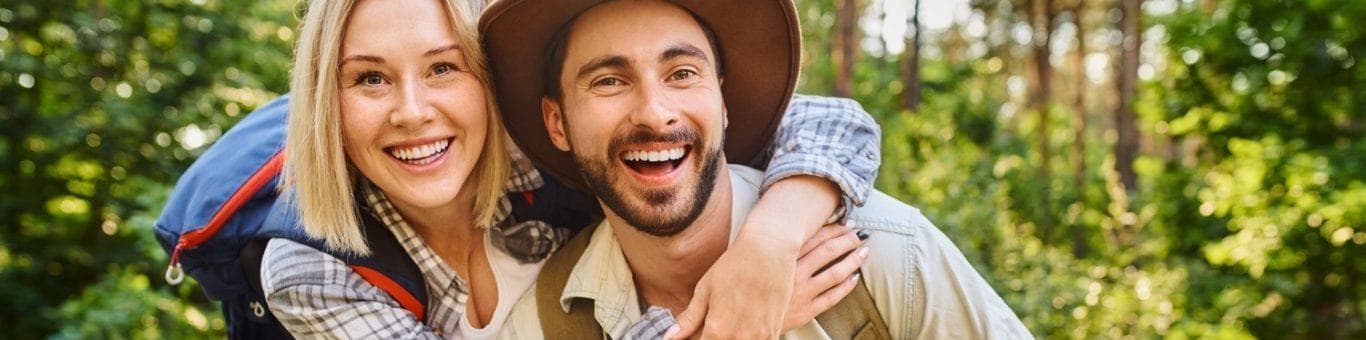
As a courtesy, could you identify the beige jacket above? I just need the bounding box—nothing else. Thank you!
[497,165,1033,339]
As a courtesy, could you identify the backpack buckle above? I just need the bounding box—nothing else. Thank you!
[165,262,185,285]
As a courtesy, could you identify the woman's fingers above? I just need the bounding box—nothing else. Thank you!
[810,245,868,291]
[807,273,862,317]
[784,243,867,330]
[798,222,855,257]
[796,225,864,277]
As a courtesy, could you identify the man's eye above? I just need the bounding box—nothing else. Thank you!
[592,77,622,87]
[670,69,697,81]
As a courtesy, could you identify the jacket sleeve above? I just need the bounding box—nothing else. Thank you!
[904,217,1034,339]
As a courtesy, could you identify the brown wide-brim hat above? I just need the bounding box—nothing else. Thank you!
[480,0,801,190]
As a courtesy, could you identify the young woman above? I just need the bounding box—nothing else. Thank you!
[260,0,881,338]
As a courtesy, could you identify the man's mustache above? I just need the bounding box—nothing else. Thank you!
[608,128,700,154]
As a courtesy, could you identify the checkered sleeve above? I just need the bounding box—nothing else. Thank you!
[260,238,441,340]
[751,94,881,219]
[505,137,545,193]
[624,306,677,340]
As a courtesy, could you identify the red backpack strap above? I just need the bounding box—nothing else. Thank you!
[351,265,427,321]
[343,195,431,322]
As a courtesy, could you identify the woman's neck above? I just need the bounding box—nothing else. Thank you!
[386,186,500,326]
[389,185,481,248]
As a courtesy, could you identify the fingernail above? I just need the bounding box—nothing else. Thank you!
[856,229,870,240]
[857,246,870,258]
[850,273,862,283]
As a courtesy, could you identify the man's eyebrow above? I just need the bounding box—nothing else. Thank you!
[339,54,384,67]
[424,44,461,57]
[575,55,630,80]
[661,43,710,66]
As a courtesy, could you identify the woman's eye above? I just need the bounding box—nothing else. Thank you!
[670,69,697,81]
[433,63,456,75]
[356,72,384,86]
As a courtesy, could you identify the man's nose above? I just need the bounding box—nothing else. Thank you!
[628,81,680,131]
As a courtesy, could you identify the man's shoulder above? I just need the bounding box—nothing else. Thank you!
[727,164,765,187]
[848,190,1034,339]
[848,190,934,236]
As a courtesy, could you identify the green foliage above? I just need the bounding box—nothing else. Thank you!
[1,0,1361,338]
[0,0,292,337]
[796,0,1364,338]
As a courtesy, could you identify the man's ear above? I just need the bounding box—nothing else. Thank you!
[722,105,729,130]
[542,96,572,152]
[718,77,728,129]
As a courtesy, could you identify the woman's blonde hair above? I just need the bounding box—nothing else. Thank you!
[283,0,508,255]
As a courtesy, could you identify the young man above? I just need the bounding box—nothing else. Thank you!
[483,0,1032,338]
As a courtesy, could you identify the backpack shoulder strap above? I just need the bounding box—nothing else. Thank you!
[814,277,892,339]
[347,205,429,322]
[536,221,603,338]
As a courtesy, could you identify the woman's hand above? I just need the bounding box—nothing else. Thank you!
[665,228,796,339]
[664,174,859,339]
[784,223,868,331]
[665,223,866,339]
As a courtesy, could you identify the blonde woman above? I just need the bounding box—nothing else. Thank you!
[260,0,884,338]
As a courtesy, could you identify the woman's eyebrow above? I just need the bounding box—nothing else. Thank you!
[340,54,385,67]
[424,44,461,57]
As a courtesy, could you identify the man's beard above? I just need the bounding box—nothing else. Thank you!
[571,128,722,237]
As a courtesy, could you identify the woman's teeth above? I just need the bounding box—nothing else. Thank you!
[388,139,449,162]
[622,147,686,162]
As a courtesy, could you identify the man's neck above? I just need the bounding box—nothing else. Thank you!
[610,165,733,313]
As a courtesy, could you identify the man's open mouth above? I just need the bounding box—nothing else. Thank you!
[619,145,690,176]
[385,138,451,166]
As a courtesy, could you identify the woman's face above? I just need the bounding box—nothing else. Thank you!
[338,0,487,211]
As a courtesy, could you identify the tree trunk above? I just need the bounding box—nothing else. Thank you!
[902,0,922,111]
[1115,0,1142,191]
[1069,0,1089,258]
[1032,0,1056,183]
[834,0,860,97]
[1031,0,1058,231]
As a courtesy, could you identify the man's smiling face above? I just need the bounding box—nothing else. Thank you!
[542,0,728,236]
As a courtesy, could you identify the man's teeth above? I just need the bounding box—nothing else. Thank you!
[389,139,449,160]
[622,147,685,162]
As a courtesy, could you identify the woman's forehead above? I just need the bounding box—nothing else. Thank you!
[341,0,464,55]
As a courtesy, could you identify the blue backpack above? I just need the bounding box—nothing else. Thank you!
[153,95,428,339]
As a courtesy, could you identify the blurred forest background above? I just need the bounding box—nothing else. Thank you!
[1,0,1361,338]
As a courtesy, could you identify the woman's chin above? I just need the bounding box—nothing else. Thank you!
[393,179,469,207]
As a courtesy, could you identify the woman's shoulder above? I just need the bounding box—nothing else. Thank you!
[260,238,356,292]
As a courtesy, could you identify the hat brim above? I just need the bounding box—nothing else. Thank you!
[481,0,801,190]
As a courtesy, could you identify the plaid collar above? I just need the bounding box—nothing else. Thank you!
[358,158,563,266]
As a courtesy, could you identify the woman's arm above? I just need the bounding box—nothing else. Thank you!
[667,95,883,338]
[261,238,441,339]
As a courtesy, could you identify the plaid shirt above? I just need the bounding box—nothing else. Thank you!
[259,94,880,339]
